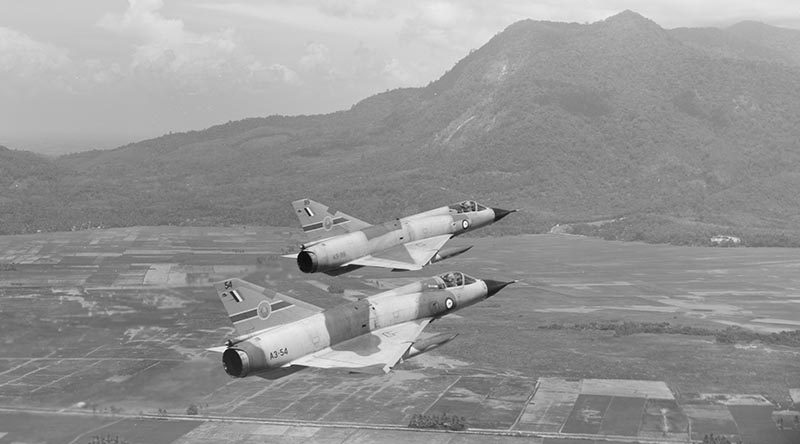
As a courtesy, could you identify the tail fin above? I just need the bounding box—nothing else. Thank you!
[292,198,372,241]
[214,278,323,336]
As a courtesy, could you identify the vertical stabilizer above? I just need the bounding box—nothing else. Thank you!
[291,198,372,241]
[214,278,322,336]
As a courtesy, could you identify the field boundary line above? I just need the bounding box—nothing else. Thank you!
[0,405,695,442]
[509,377,540,430]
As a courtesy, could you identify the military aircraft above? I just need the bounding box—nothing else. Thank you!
[209,273,516,379]
[288,199,516,275]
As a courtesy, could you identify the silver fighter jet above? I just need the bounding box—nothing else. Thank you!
[289,199,516,275]
[209,273,515,379]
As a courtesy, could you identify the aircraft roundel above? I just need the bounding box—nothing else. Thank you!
[257,300,272,320]
[461,219,470,230]
[323,216,334,231]
[445,297,455,310]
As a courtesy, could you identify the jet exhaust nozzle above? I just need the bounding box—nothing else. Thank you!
[404,333,458,359]
[430,245,473,264]
[491,207,517,222]
[297,250,318,273]
[222,348,251,378]
[483,279,517,297]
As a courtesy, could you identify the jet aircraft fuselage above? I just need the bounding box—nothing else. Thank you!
[219,272,514,379]
[293,199,515,274]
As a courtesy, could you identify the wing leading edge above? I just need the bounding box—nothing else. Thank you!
[290,318,432,374]
[344,234,453,271]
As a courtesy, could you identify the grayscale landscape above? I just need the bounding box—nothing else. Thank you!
[0,228,798,443]
[2,4,800,444]
[4,11,800,247]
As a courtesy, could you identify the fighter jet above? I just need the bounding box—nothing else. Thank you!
[289,198,516,275]
[209,273,515,379]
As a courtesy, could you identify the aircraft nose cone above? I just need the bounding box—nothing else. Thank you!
[483,279,516,297]
[492,207,517,222]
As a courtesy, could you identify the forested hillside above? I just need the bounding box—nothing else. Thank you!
[2,11,800,245]
[671,20,800,67]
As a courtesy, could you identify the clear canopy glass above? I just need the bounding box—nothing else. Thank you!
[434,271,476,288]
[448,200,487,213]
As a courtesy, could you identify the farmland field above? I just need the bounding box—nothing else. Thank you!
[0,227,799,443]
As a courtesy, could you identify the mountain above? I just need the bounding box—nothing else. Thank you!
[670,20,800,67]
[0,145,66,234]
[2,11,800,245]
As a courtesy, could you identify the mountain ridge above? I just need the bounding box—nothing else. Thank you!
[2,11,800,245]
[671,19,800,67]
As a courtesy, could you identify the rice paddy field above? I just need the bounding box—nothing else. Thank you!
[0,227,798,443]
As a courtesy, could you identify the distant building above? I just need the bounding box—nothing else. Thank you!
[710,235,741,246]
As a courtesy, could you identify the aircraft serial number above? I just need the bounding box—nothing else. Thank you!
[269,348,289,359]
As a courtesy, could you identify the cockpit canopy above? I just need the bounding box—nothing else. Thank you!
[448,200,487,214]
[433,271,477,289]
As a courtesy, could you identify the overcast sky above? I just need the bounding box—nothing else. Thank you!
[2,0,799,153]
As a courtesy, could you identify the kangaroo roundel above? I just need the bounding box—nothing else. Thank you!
[461,219,470,230]
[445,297,455,310]
[257,300,272,320]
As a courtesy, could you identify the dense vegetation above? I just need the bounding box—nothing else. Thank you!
[539,321,800,348]
[408,413,467,431]
[2,11,800,246]
[567,214,800,247]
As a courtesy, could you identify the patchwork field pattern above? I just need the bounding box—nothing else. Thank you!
[1,228,799,443]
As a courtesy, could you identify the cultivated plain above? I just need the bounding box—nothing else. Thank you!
[0,227,798,443]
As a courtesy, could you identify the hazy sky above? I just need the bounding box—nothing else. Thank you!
[2,0,799,152]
